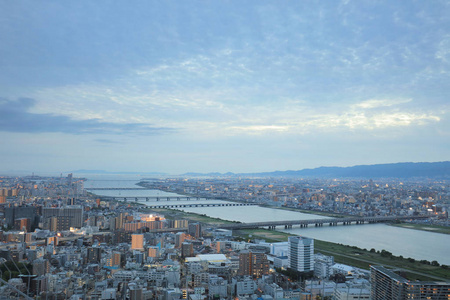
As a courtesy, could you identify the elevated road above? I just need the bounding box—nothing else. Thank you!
[217,215,429,230]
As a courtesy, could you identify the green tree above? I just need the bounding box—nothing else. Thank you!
[431,261,440,267]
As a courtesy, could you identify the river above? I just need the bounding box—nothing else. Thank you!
[82,177,450,265]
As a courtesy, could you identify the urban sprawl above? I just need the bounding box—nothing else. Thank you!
[0,174,449,299]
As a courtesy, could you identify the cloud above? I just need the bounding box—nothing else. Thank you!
[0,98,174,135]
[228,125,290,135]
[354,99,412,109]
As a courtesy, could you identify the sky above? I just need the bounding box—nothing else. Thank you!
[0,1,449,174]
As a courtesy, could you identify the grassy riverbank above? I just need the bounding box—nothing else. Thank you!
[141,207,236,225]
[234,228,293,242]
[142,207,450,281]
[235,228,450,281]
[313,240,450,281]
[388,222,450,235]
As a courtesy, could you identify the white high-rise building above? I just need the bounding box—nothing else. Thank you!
[288,236,314,272]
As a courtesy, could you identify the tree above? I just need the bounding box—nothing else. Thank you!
[380,250,392,257]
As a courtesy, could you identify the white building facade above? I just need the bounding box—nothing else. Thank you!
[288,236,314,272]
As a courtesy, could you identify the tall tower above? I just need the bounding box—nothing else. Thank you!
[288,236,314,272]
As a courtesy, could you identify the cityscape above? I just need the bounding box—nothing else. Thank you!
[0,172,448,299]
[1,1,450,299]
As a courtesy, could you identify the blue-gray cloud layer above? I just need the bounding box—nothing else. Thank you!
[0,98,172,135]
[0,1,448,172]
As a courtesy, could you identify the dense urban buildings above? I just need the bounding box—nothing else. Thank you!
[0,174,448,299]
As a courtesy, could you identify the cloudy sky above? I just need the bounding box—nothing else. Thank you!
[1,1,449,174]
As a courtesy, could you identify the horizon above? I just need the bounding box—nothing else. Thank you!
[1,1,449,173]
[2,160,448,177]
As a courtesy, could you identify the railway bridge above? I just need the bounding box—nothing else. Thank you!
[100,196,210,202]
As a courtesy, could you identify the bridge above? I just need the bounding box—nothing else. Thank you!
[145,203,257,209]
[217,215,429,230]
[100,196,211,201]
[86,187,150,191]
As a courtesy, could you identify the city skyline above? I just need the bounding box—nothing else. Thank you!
[1,1,449,174]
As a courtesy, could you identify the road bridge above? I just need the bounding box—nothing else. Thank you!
[146,203,257,209]
[86,187,150,190]
[217,215,429,230]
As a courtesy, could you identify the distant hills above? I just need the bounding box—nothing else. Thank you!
[184,161,450,179]
[72,161,450,179]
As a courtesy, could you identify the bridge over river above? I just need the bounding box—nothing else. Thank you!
[146,202,257,209]
[86,187,151,191]
[217,215,429,230]
[98,195,257,208]
[99,196,211,201]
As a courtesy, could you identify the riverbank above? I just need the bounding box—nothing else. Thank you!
[388,222,450,235]
[143,207,450,281]
[137,182,351,218]
[140,207,237,225]
[261,204,353,218]
[235,228,449,281]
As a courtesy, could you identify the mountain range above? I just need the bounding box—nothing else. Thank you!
[183,161,450,179]
[72,161,450,179]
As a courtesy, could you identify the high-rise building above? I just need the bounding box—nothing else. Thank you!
[14,218,30,232]
[288,236,314,273]
[32,258,50,276]
[238,250,269,278]
[314,253,334,279]
[168,219,189,229]
[106,251,124,268]
[42,206,83,230]
[175,232,186,248]
[131,234,144,251]
[87,247,101,264]
[371,265,450,299]
[129,286,143,300]
[5,206,40,229]
[181,242,194,258]
[133,251,144,264]
[188,223,202,238]
[113,229,132,244]
[115,213,125,230]
[123,220,163,232]
[148,247,159,258]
